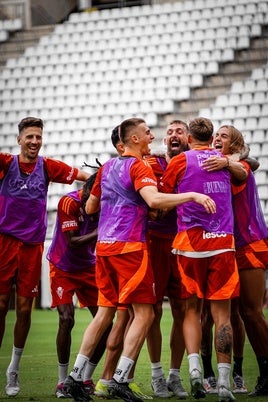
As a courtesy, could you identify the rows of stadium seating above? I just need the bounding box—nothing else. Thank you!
[199,62,268,217]
[0,0,268,229]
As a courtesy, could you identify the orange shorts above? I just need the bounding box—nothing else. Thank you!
[0,233,44,298]
[236,238,268,270]
[178,251,239,300]
[148,233,185,301]
[96,249,156,307]
[49,263,98,308]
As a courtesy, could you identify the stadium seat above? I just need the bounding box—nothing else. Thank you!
[0,0,267,220]
[261,143,268,157]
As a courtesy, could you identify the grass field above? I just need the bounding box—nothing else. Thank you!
[0,306,266,402]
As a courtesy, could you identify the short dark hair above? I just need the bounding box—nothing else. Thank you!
[111,125,120,148]
[189,117,213,142]
[119,118,145,144]
[18,117,43,134]
[168,119,189,131]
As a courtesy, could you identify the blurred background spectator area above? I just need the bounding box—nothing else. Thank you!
[0,0,268,232]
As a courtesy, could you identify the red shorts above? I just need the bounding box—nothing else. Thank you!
[49,263,98,308]
[148,233,185,301]
[178,251,239,300]
[0,233,44,298]
[96,249,156,307]
[236,239,268,270]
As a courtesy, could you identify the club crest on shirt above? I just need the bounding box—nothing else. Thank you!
[56,286,64,299]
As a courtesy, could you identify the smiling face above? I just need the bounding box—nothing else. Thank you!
[214,125,246,156]
[213,126,231,155]
[134,122,155,156]
[164,121,189,158]
[17,126,43,162]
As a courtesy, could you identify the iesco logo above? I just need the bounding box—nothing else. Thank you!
[202,231,227,239]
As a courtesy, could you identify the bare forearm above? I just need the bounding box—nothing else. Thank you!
[226,159,247,181]
[146,191,200,209]
[202,156,247,181]
[85,194,100,214]
[76,170,90,181]
[69,229,98,247]
[140,187,216,214]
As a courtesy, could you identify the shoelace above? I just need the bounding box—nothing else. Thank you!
[233,376,243,388]
[154,378,168,392]
[209,377,217,388]
[171,377,184,391]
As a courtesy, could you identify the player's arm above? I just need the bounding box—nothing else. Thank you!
[134,155,215,213]
[59,195,97,248]
[202,156,247,181]
[65,228,98,248]
[44,157,90,183]
[85,194,100,215]
[85,166,102,214]
[76,169,90,181]
[244,157,259,172]
[139,185,216,214]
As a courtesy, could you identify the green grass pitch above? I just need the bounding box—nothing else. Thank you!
[0,306,266,401]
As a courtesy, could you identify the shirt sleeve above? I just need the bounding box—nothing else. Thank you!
[130,159,158,191]
[57,195,79,232]
[146,155,166,183]
[44,157,79,184]
[159,153,186,193]
[90,166,103,198]
[231,160,251,195]
[0,153,13,179]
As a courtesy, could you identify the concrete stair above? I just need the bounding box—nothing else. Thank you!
[0,24,55,67]
[158,25,268,129]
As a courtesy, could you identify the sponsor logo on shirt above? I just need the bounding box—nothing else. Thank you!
[202,231,227,239]
[203,181,229,194]
[9,178,46,193]
[141,177,157,185]
[62,220,77,229]
[66,167,75,181]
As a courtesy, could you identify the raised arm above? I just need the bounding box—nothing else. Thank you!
[85,193,100,214]
[76,169,91,181]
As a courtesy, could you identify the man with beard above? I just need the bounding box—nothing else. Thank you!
[145,120,189,399]
[0,117,89,397]
[160,117,240,402]
[63,118,215,402]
